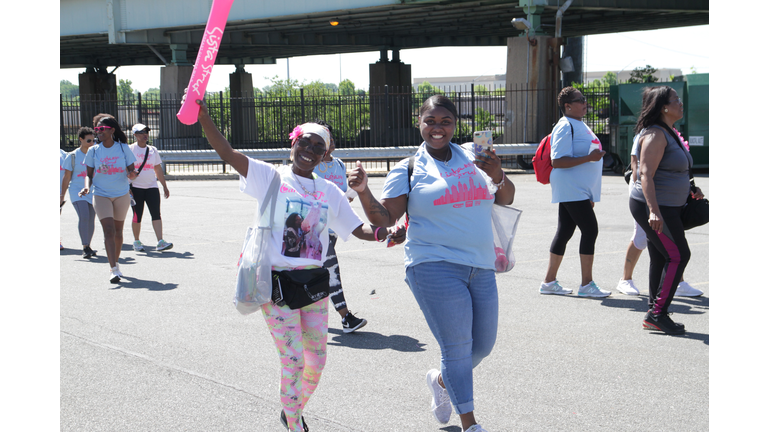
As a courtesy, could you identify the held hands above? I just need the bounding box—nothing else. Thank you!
[386,224,406,246]
[348,160,368,193]
[473,148,505,184]
[78,187,89,197]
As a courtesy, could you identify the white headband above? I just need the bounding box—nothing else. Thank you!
[289,123,330,149]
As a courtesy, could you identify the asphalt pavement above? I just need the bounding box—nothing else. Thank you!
[59,172,709,432]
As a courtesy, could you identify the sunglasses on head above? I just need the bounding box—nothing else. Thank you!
[296,138,326,156]
[94,126,113,131]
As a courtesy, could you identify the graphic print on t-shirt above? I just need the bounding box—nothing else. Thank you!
[96,152,126,175]
[434,162,493,208]
[281,198,329,260]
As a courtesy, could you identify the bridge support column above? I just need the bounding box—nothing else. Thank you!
[78,68,118,127]
[368,49,419,146]
[229,65,257,147]
[504,35,560,144]
[157,62,204,150]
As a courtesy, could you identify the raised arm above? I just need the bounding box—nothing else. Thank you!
[348,161,406,227]
[192,97,249,178]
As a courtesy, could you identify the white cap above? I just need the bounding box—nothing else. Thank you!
[131,123,150,134]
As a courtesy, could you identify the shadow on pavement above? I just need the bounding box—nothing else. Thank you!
[439,426,462,432]
[327,328,427,352]
[139,250,195,259]
[107,276,179,291]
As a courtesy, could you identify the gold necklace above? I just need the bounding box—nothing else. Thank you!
[292,170,317,199]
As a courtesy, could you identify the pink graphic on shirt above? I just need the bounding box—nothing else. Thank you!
[96,156,125,175]
[441,162,477,180]
[433,177,493,206]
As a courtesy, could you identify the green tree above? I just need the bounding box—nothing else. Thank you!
[339,79,356,96]
[628,65,658,84]
[601,71,618,86]
[118,79,135,102]
[60,80,79,99]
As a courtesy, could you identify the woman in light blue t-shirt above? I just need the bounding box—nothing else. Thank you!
[349,95,515,432]
[539,87,609,298]
[61,127,97,259]
[80,116,137,283]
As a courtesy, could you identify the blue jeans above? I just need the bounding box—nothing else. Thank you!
[405,261,499,414]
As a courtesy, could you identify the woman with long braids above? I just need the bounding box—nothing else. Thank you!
[79,116,137,283]
[629,86,704,334]
[188,95,403,432]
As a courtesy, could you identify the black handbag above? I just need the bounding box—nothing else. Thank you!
[681,183,709,230]
[271,268,330,310]
[667,129,709,231]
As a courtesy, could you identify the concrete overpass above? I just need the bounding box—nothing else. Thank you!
[61,0,708,69]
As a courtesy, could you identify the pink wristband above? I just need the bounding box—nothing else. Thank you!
[374,227,383,242]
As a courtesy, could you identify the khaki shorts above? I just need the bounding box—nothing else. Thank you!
[93,193,131,221]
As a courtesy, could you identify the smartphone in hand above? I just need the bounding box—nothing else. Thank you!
[472,131,493,157]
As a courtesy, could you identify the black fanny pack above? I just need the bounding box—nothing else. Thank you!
[271,268,330,309]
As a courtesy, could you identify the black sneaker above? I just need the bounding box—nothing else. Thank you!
[643,311,685,335]
[83,246,97,259]
[280,410,309,431]
[341,311,367,333]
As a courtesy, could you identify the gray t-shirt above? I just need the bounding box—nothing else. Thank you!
[630,125,692,207]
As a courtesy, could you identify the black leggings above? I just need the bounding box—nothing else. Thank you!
[324,232,347,313]
[629,198,690,315]
[131,186,161,223]
[550,199,598,256]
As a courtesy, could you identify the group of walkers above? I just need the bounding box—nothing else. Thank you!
[538,85,704,337]
[60,83,705,431]
[60,115,173,283]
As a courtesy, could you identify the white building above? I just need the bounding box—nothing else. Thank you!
[414,69,683,88]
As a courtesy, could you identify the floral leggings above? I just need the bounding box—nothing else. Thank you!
[261,297,329,431]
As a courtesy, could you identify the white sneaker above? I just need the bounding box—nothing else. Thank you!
[426,369,452,424]
[539,280,573,295]
[133,240,145,252]
[616,279,640,296]
[466,425,489,432]
[109,267,121,283]
[115,263,123,277]
[676,281,703,297]
[156,239,174,251]
[578,281,611,298]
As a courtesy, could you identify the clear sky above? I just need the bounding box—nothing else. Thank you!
[59,25,709,93]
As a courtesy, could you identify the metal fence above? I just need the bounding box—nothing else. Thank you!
[60,84,611,152]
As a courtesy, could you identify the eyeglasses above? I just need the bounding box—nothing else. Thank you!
[296,138,326,155]
[569,96,587,104]
[94,126,113,132]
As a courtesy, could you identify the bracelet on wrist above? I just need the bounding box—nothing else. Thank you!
[491,176,505,189]
[374,227,384,242]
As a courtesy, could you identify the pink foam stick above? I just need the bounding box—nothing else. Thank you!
[176,0,235,125]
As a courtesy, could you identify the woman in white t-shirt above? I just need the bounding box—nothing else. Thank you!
[348,95,515,432]
[128,123,173,253]
[191,97,403,432]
